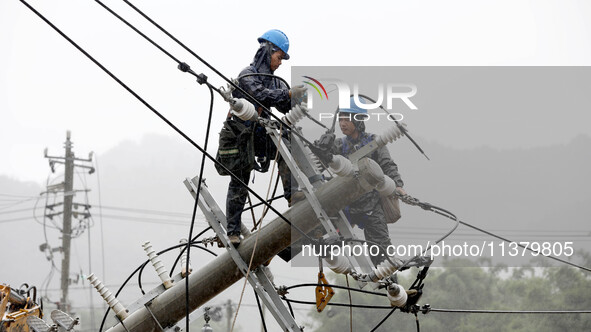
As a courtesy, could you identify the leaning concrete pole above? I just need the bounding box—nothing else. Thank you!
[106,158,385,332]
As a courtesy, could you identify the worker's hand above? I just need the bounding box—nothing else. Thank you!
[396,121,408,134]
[395,187,407,196]
[290,85,307,107]
[315,132,336,151]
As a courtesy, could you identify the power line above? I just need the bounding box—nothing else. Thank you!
[2,197,587,237]
[96,205,192,218]
[0,213,210,226]
[0,206,44,215]
[456,219,591,272]
[0,216,36,223]
[282,298,591,314]
[430,308,591,314]
[395,226,591,234]
[0,199,203,219]
[0,196,39,210]
[0,193,40,198]
[93,155,107,296]
[97,213,208,226]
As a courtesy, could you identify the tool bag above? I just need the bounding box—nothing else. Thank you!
[215,119,255,176]
[380,195,401,224]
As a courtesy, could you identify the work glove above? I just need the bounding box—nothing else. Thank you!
[315,132,335,151]
[290,85,307,107]
[310,132,336,164]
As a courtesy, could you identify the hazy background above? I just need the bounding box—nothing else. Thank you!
[1,0,591,331]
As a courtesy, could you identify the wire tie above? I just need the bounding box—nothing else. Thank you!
[177,62,190,72]
[196,73,208,85]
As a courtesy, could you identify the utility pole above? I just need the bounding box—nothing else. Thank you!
[44,131,94,312]
[60,131,74,313]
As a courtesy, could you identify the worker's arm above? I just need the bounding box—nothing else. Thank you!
[374,143,404,188]
[236,67,291,113]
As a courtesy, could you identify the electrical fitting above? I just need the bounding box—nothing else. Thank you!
[87,273,129,320]
[328,155,353,177]
[142,241,174,289]
[230,98,257,121]
[375,125,404,147]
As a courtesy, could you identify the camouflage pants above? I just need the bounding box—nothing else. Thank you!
[349,204,393,265]
[226,156,293,236]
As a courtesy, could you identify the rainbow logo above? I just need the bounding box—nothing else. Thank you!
[302,76,329,100]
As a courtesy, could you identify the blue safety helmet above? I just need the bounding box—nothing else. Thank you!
[338,96,370,133]
[338,96,370,114]
[258,29,290,60]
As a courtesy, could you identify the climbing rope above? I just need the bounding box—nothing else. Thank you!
[231,123,284,331]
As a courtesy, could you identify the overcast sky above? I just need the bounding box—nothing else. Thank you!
[2,2,591,331]
[2,0,591,184]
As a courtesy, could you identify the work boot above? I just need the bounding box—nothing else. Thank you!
[229,234,241,247]
[288,191,306,207]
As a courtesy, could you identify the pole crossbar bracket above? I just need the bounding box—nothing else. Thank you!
[183,177,302,332]
[267,125,379,288]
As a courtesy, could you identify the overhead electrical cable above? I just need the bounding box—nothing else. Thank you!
[17,0,317,247]
[106,0,318,148]
[183,82,215,332]
[456,219,591,273]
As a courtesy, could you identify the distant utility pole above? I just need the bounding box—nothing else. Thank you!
[44,131,94,312]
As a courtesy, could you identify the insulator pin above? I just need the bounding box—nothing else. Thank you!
[324,256,353,274]
[87,273,128,320]
[387,284,408,307]
[179,238,192,277]
[143,241,174,289]
[329,155,353,177]
[376,125,404,147]
[376,176,396,196]
[230,98,257,121]
[283,103,308,125]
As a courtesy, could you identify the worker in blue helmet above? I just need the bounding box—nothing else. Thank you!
[333,96,406,265]
[258,29,290,60]
[225,29,306,246]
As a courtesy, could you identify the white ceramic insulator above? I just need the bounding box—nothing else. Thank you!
[357,157,385,191]
[142,241,173,289]
[309,153,323,173]
[376,176,396,196]
[87,273,128,320]
[324,256,353,275]
[329,155,353,177]
[179,239,192,277]
[283,103,307,125]
[230,98,257,121]
[372,260,398,281]
[376,125,403,147]
[387,284,408,307]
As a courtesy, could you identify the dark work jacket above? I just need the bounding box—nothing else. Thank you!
[232,45,291,114]
[231,45,291,162]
